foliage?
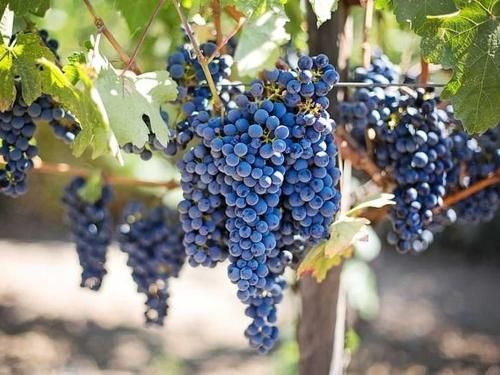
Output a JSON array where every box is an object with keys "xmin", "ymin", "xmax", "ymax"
[{"xmin": 376, "ymin": 0, "xmax": 500, "ymax": 133}]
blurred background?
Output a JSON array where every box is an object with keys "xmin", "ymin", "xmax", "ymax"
[{"xmin": 1, "ymin": 0, "xmax": 500, "ymax": 374}]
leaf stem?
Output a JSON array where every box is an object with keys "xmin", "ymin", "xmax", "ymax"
[
  {"xmin": 81, "ymin": 0, "xmax": 141, "ymax": 74},
  {"xmin": 171, "ymin": 0, "xmax": 224, "ymax": 114},
  {"xmin": 122, "ymin": 0, "xmax": 166, "ymax": 75}
]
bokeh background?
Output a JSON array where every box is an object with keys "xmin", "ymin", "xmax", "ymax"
[{"xmin": 1, "ymin": 1, "xmax": 500, "ymax": 374}]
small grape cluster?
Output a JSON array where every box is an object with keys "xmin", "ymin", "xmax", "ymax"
[
  {"xmin": 164, "ymin": 42, "xmax": 235, "ymax": 156},
  {"xmin": 62, "ymin": 177, "xmax": 113, "ymax": 291},
  {"xmin": 0, "ymin": 90, "xmax": 40, "ymax": 197},
  {"xmin": 118, "ymin": 203, "xmax": 186, "ymax": 325},
  {"xmin": 177, "ymin": 54, "xmax": 341, "ymax": 353},
  {"xmin": 444, "ymin": 127, "xmax": 499, "ymax": 225}
]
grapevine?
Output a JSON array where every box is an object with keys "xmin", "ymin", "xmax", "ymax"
[{"xmin": 0, "ymin": 0, "xmax": 499, "ymax": 370}]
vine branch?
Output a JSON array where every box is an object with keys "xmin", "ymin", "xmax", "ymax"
[
  {"xmin": 212, "ymin": 0, "xmax": 223, "ymax": 46},
  {"xmin": 82, "ymin": 0, "xmax": 141, "ymax": 74},
  {"xmin": 122, "ymin": 0, "xmax": 166, "ymax": 74},
  {"xmin": 13, "ymin": 159, "xmax": 180, "ymax": 189},
  {"xmin": 336, "ymin": 127, "xmax": 393, "ymax": 189},
  {"xmin": 442, "ymin": 172, "xmax": 500, "ymax": 208},
  {"xmin": 171, "ymin": 0, "xmax": 224, "ymax": 114}
]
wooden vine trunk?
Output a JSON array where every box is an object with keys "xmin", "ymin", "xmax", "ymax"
[{"xmin": 298, "ymin": 2, "xmax": 351, "ymax": 374}]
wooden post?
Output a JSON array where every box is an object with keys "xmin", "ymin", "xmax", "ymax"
[{"xmin": 298, "ymin": 2, "xmax": 352, "ymax": 375}]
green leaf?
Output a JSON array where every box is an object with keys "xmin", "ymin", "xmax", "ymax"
[
  {"xmin": 0, "ymin": 32, "xmax": 55, "ymax": 111},
  {"xmin": 297, "ymin": 216, "xmax": 370, "ymax": 282},
  {"xmin": 77, "ymin": 172, "xmax": 104, "ymax": 204},
  {"xmin": 37, "ymin": 58, "xmax": 121, "ymax": 161},
  {"xmin": 388, "ymin": 0, "xmax": 458, "ymax": 32},
  {"xmin": 111, "ymin": 0, "xmax": 160, "ymax": 35},
  {"xmin": 222, "ymin": 0, "xmax": 286, "ymax": 17},
  {"xmin": 308, "ymin": 0, "xmax": 339, "ymax": 27},
  {"xmin": 0, "ymin": 0, "xmax": 50, "ymax": 17},
  {"xmin": 297, "ymin": 242, "xmax": 349, "ymax": 282},
  {"xmin": 234, "ymin": 8, "xmax": 290, "ymax": 78},
  {"xmin": 384, "ymin": 0, "xmax": 500, "ymax": 133},
  {"xmin": 324, "ymin": 217, "xmax": 370, "ymax": 258},
  {"xmin": 347, "ymin": 193, "xmax": 395, "ymax": 216},
  {"xmin": 93, "ymin": 67, "xmax": 177, "ymax": 149},
  {"xmin": 0, "ymin": 5, "xmax": 13, "ymax": 44},
  {"xmin": 0, "ymin": 41, "xmax": 15, "ymax": 111}
]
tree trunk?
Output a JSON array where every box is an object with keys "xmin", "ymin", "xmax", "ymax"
[{"xmin": 298, "ymin": 3, "xmax": 351, "ymax": 375}]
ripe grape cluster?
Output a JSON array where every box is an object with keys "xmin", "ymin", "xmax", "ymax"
[
  {"xmin": 177, "ymin": 54, "xmax": 341, "ymax": 352},
  {"xmin": 62, "ymin": 177, "xmax": 113, "ymax": 291},
  {"xmin": 118, "ymin": 203, "xmax": 186, "ymax": 325},
  {"xmin": 338, "ymin": 54, "xmax": 499, "ymax": 252},
  {"xmin": 444, "ymin": 127, "xmax": 499, "ymax": 224}
]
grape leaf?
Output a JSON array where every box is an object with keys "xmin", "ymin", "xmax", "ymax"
[
  {"xmin": 0, "ymin": 32, "xmax": 55, "ymax": 111},
  {"xmin": 0, "ymin": 0, "xmax": 50, "ymax": 17},
  {"xmin": 380, "ymin": 0, "xmax": 458, "ymax": 32},
  {"xmin": 110, "ymin": 0, "xmax": 160, "ymax": 35},
  {"xmin": 37, "ymin": 58, "xmax": 121, "ymax": 162},
  {"xmin": 297, "ymin": 243, "xmax": 351, "ymax": 282},
  {"xmin": 92, "ymin": 63, "xmax": 177, "ymax": 149},
  {"xmin": 378, "ymin": 0, "xmax": 500, "ymax": 133},
  {"xmin": 234, "ymin": 8, "xmax": 290, "ymax": 78},
  {"xmin": 0, "ymin": 5, "xmax": 13, "ymax": 44},
  {"xmin": 323, "ymin": 217, "xmax": 370, "ymax": 258},
  {"xmin": 347, "ymin": 193, "xmax": 395, "ymax": 216},
  {"xmin": 221, "ymin": 0, "xmax": 286, "ymax": 17},
  {"xmin": 308, "ymin": 0, "xmax": 339, "ymax": 27}
]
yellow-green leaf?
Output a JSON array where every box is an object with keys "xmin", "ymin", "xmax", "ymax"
[
  {"xmin": 297, "ymin": 242, "xmax": 350, "ymax": 282},
  {"xmin": 324, "ymin": 217, "xmax": 370, "ymax": 258},
  {"xmin": 347, "ymin": 193, "xmax": 395, "ymax": 216}
]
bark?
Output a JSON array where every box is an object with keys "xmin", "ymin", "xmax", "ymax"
[{"xmin": 298, "ymin": 2, "xmax": 352, "ymax": 375}]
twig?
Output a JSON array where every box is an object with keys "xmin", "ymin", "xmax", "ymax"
[
  {"xmin": 10, "ymin": 159, "xmax": 179, "ymax": 189},
  {"xmin": 212, "ymin": 0, "xmax": 223, "ymax": 46},
  {"xmin": 420, "ymin": 57, "xmax": 429, "ymax": 85},
  {"xmin": 82, "ymin": 0, "xmax": 141, "ymax": 74},
  {"xmin": 207, "ymin": 12, "xmax": 246, "ymax": 64},
  {"xmin": 442, "ymin": 172, "xmax": 500, "ymax": 208},
  {"xmin": 361, "ymin": 0, "xmax": 374, "ymax": 69},
  {"xmin": 336, "ymin": 127, "xmax": 393, "ymax": 189},
  {"xmin": 122, "ymin": 0, "xmax": 166, "ymax": 74},
  {"xmin": 171, "ymin": 0, "xmax": 224, "ymax": 114}
]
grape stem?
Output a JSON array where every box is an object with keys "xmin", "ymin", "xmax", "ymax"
[
  {"xmin": 336, "ymin": 126, "xmax": 394, "ymax": 189},
  {"xmin": 212, "ymin": 0, "xmax": 223, "ymax": 46},
  {"xmin": 2, "ymin": 158, "xmax": 179, "ymax": 189},
  {"xmin": 420, "ymin": 58, "xmax": 430, "ymax": 85},
  {"xmin": 81, "ymin": 0, "xmax": 141, "ymax": 74},
  {"xmin": 207, "ymin": 7, "xmax": 246, "ymax": 64},
  {"xmin": 121, "ymin": 0, "xmax": 166, "ymax": 75},
  {"xmin": 171, "ymin": 0, "xmax": 224, "ymax": 115}
]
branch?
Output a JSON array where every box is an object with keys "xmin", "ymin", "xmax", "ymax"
[
  {"xmin": 122, "ymin": 0, "xmax": 166, "ymax": 74},
  {"xmin": 336, "ymin": 127, "xmax": 393, "ymax": 189},
  {"xmin": 420, "ymin": 57, "xmax": 429, "ymax": 85},
  {"xmin": 207, "ymin": 9, "xmax": 246, "ymax": 64},
  {"xmin": 212, "ymin": 0, "xmax": 223, "ymax": 46},
  {"xmin": 442, "ymin": 171, "xmax": 500, "ymax": 208},
  {"xmin": 171, "ymin": 0, "xmax": 224, "ymax": 114},
  {"xmin": 82, "ymin": 0, "xmax": 141, "ymax": 74},
  {"xmin": 17, "ymin": 159, "xmax": 180, "ymax": 189}
]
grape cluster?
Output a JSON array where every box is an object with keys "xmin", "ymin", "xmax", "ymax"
[
  {"xmin": 118, "ymin": 203, "xmax": 186, "ymax": 325},
  {"xmin": 0, "ymin": 90, "xmax": 40, "ymax": 197},
  {"xmin": 62, "ymin": 177, "xmax": 113, "ymax": 291},
  {"xmin": 444, "ymin": 127, "xmax": 499, "ymax": 224},
  {"xmin": 177, "ymin": 54, "xmax": 341, "ymax": 352}
]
